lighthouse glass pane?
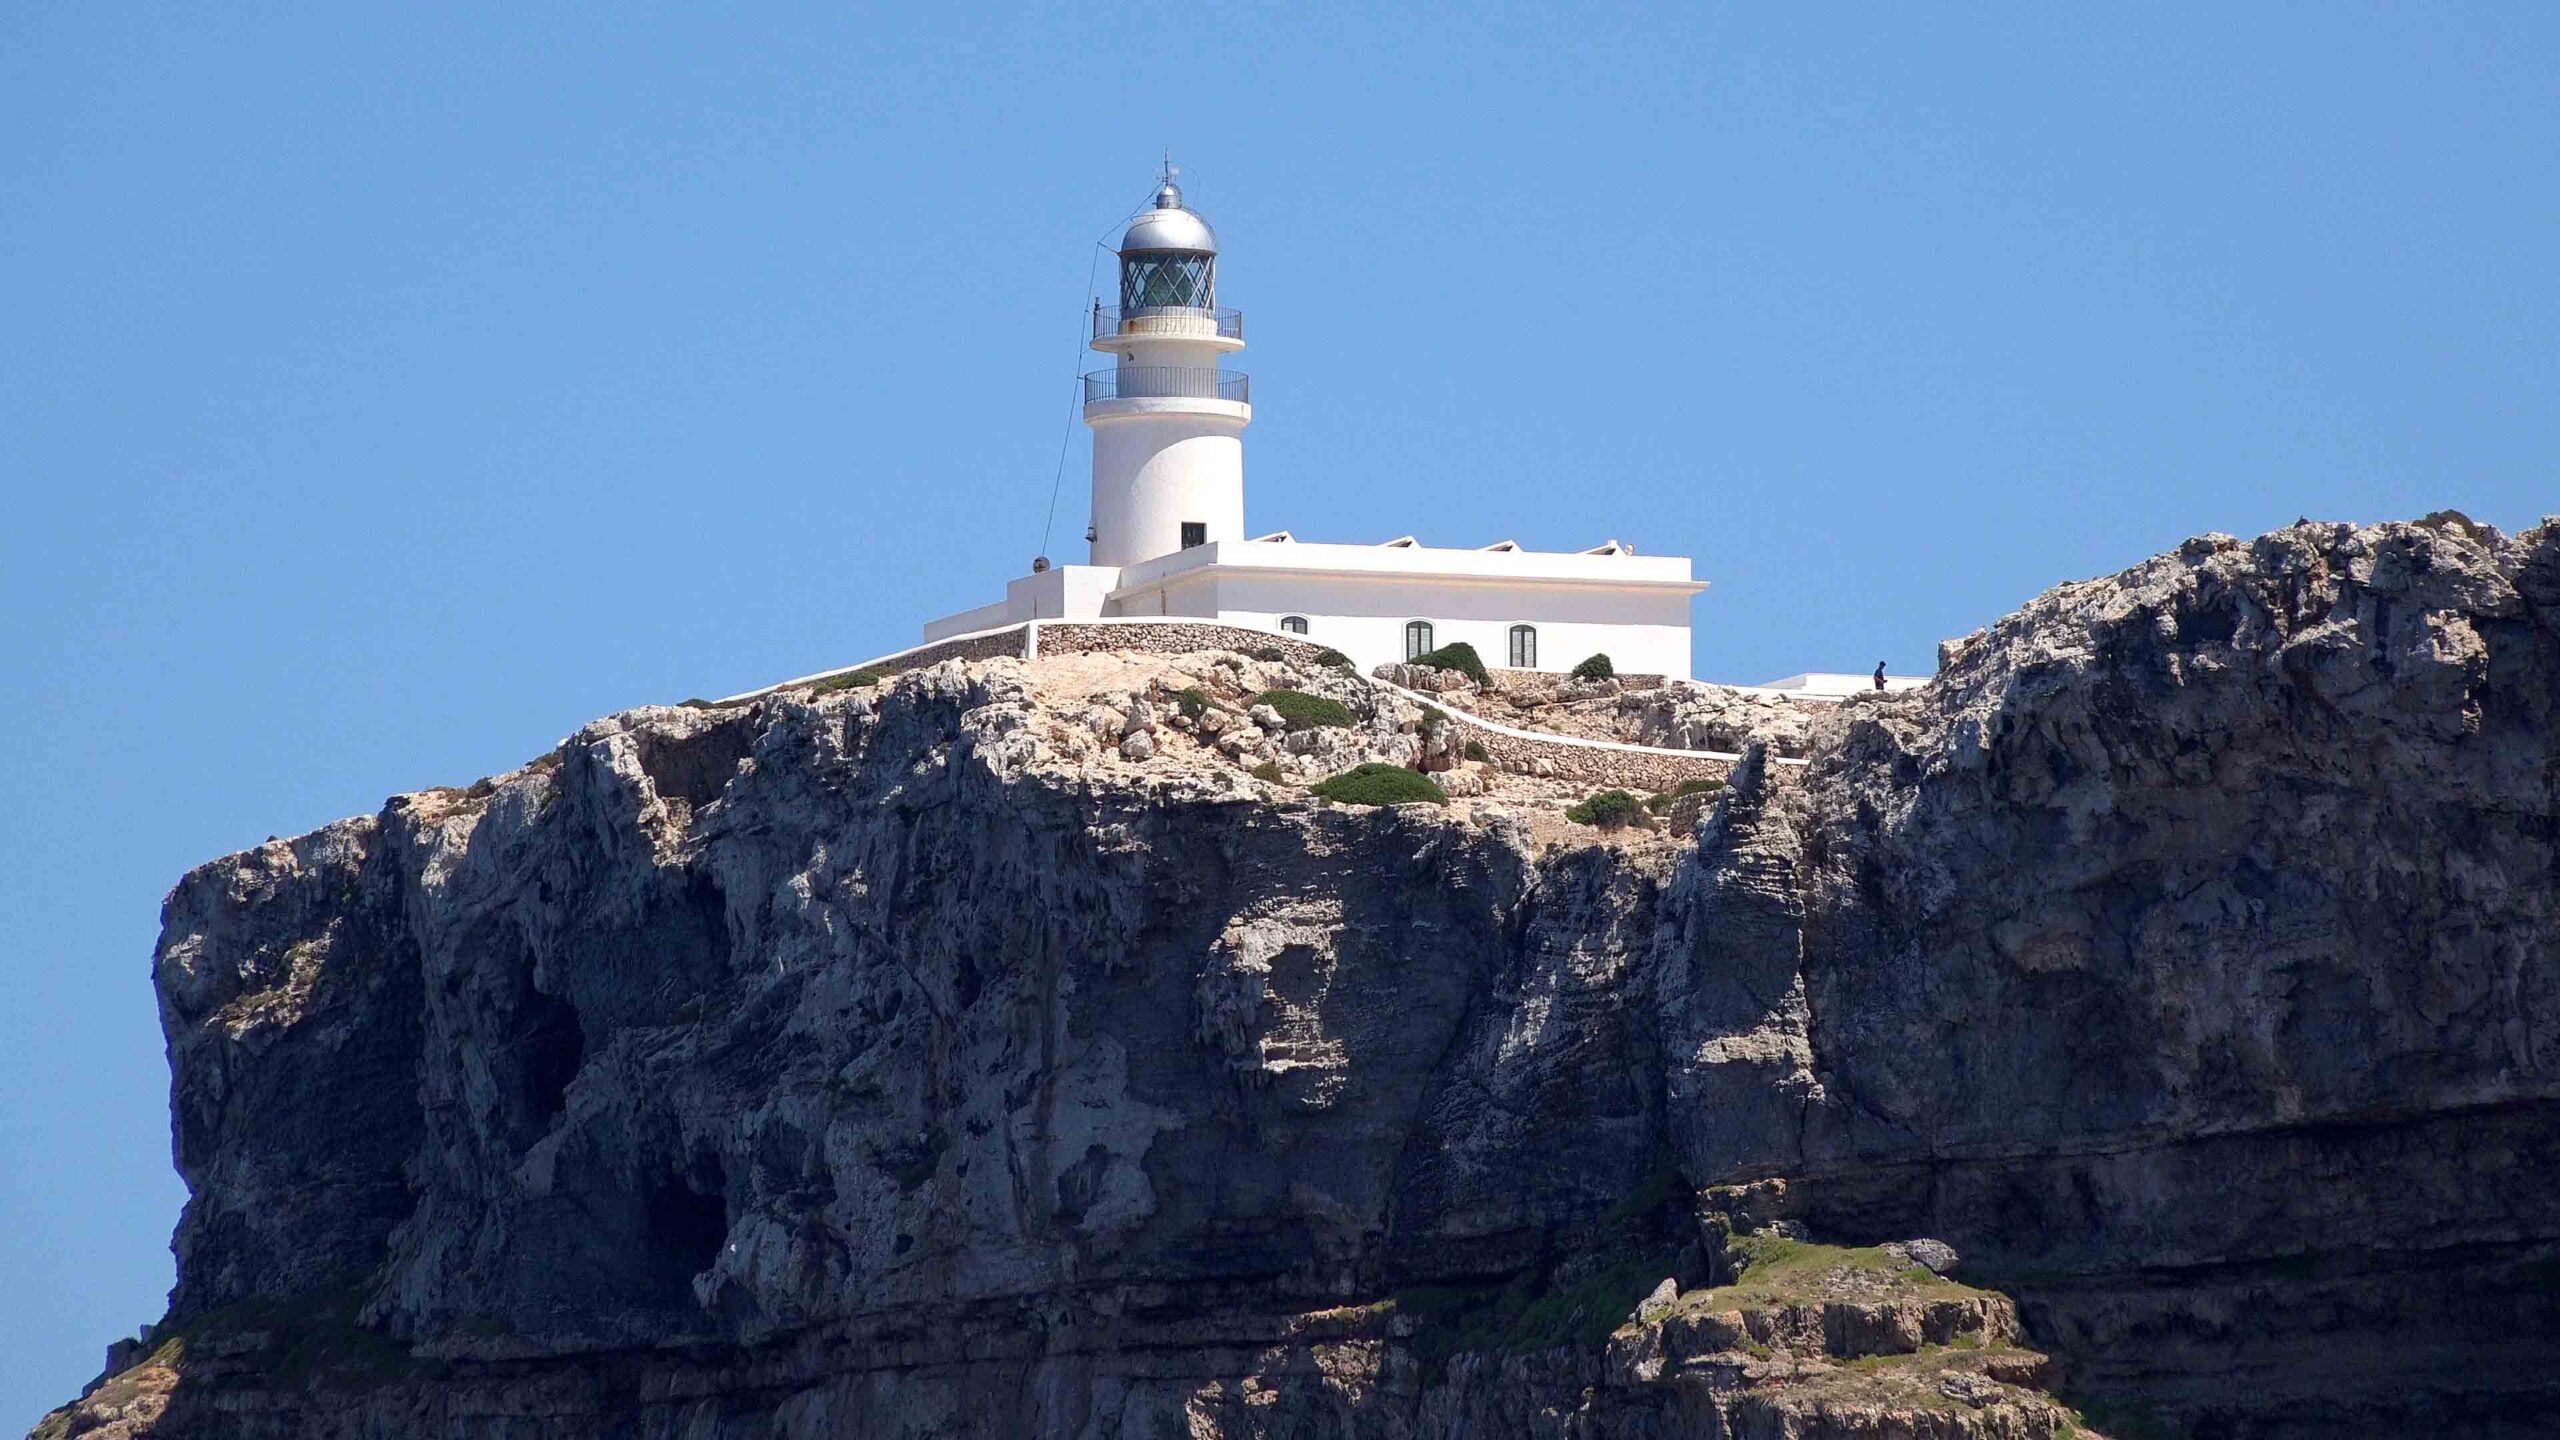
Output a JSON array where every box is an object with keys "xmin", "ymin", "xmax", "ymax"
[{"xmin": 1121, "ymin": 254, "xmax": 1215, "ymax": 311}]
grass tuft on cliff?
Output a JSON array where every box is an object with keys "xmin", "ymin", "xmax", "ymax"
[
  {"xmin": 1250, "ymin": 688, "xmax": 1355, "ymax": 731},
  {"xmin": 1312, "ymin": 764, "xmax": 1447, "ymax": 807},
  {"xmin": 1643, "ymin": 777, "xmax": 1725, "ymax": 815},
  {"xmin": 810, "ymin": 668, "xmax": 886, "ymax": 695},
  {"xmin": 1410, "ymin": 641, "xmax": 1489, "ymax": 686},
  {"xmin": 1566, "ymin": 790, "xmax": 1647, "ymax": 830},
  {"xmin": 1682, "ymin": 1235, "xmax": 1982, "ymax": 1313}
]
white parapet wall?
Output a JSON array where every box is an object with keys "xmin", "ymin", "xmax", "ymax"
[{"xmin": 1104, "ymin": 538, "xmax": 1709, "ymax": 679}]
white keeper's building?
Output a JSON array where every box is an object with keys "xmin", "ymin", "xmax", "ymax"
[{"xmin": 923, "ymin": 172, "xmax": 1709, "ymax": 679}]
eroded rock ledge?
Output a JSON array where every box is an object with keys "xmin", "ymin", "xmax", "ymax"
[{"xmin": 38, "ymin": 515, "xmax": 2560, "ymax": 1439}]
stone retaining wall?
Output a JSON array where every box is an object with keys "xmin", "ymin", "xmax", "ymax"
[
  {"xmin": 889, "ymin": 627, "xmax": 1031, "ymax": 671},
  {"xmin": 731, "ymin": 626, "xmax": 1031, "ymax": 700},
  {"xmin": 1482, "ymin": 667, "xmax": 1673, "ymax": 695},
  {"xmin": 1037, "ymin": 621, "xmax": 1336, "ymax": 669}
]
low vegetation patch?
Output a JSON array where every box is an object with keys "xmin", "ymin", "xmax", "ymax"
[
  {"xmin": 1684, "ymin": 1236, "xmax": 1984, "ymax": 1314},
  {"xmin": 1644, "ymin": 777, "xmax": 1725, "ymax": 815},
  {"xmin": 1463, "ymin": 739, "xmax": 1490, "ymax": 762},
  {"xmin": 1250, "ymin": 760, "xmax": 1285, "ymax": 784},
  {"xmin": 1312, "ymin": 763, "xmax": 1448, "ymax": 807},
  {"xmin": 810, "ymin": 668, "xmax": 885, "ymax": 695},
  {"xmin": 1411, "ymin": 641, "xmax": 1489, "ymax": 686},
  {"xmin": 1566, "ymin": 789, "xmax": 1647, "ymax": 830},
  {"xmin": 1250, "ymin": 688, "xmax": 1355, "ymax": 731},
  {"xmin": 1572, "ymin": 652, "xmax": 1615, "ymax": 680},
  {"xmin": 1314, "ymin": 647, "xmax": 1355, "ymax": 671},
  {"xmin": 1173, "ymin": 686, "xmax": 1210, "ymax": 721}
]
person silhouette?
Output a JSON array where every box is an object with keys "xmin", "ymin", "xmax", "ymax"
[{"xmin": 1873, "ymin": 662, "xmax": 1887, "ymax": 691}]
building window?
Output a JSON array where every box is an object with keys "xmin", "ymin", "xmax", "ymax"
[
  {"xmin": 1280, "ymin": 616, "xmax": 1308, "ymax": 635},
  {"xmin": 1404, "ymin": 620, "xmax": 1435, "ymax": 659},
  {"xmin": 1508, "ymin": 624, "xmax": 1537, "ymax": 669},
  {"xmin": 1180, "ymin": 521, "xmax": 1206, "ymax": 549}
]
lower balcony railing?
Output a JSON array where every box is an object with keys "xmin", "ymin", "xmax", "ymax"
[
  {"xmin": 1092, "ymin": 305, "xmax": 1244, "ymax": 342},
  {"xmin": 1083, "ymin": 366, "xmax": 1250, "ymax": 405}
]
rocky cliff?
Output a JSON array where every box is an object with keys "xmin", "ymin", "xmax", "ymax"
[{"xmin": 38, "ymin": 516, "xmax": 2560, "ymax": 1439}]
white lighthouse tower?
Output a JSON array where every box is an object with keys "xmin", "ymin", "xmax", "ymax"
[{"xmin": 1083, "ymin": 167, "xmax": 1250, "ymax": 567}]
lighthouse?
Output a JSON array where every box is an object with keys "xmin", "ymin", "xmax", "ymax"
[
  {"xmin": 1083, "ymin": 168, "xmax": 1250, "ymax": 568},
  {"xmin": 919, "ymin": 166, "xmax": 1706, "ymax": 679}
]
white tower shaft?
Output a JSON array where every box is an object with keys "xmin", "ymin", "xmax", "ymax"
[{"xmin": 1085, "ymin": 173, "xmax": 1249, "ymax": 569}]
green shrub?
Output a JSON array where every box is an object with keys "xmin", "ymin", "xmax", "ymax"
[
  {"xmin": 1250, "ymin": 688, "xmax": 1355, "ymax": 731},
  {"xmin": 1463, "ymin": 739, "xmax": 1490, "ymax": 763},
  {"xmin": 1565, "ymin": 789, "xmax": 1646, "ymax": 830},
  {"xmin": 1312, "ymin": 763, "xmax": 1448, "ymax": 807},
  {"xmin": 1173, "ymin": 686, "xmax": 1209, "ymax": 721},
  {"xmin": 1411, "ymin": 642, "xmax": 1489, "ymax": 687},
  {"xmin": 1250, "ymin": 760, "xmax": 1285, "ymax": 784},
  {"xmin": 1418, "ymin": 703, "xmax": 1449, "ymax": 728},
  {"xmin": 1571, "ymin": 653, "xmax": 1615, "ymax": 681},
  {"xmin": 1643, "ymin": 776, "xmax": 1726, "ymax": 814},
  {"xmin": 1248, "ymin": 646, "xmax": 1287, "ymax": 662},
  {"xmin": 811, "ymin": 668, "xmax": 885, "ymax": 695},
  {"xmin": 1314, "ymin": 647, "xmax": 1355, "ymax": 671}
]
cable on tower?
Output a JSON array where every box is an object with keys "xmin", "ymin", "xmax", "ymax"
[{"xmin": 1036, "ymin": 181, "xmax": 1177, "ymax": 564}]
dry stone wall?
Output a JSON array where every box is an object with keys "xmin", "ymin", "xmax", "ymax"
[
  {"xmin": 1037, "ymin": 620, "xmax": 1334, "ymax": 668},
  {"xmin": 735, "ymin": 627, "xmax": 1033, "ymax": 700}
]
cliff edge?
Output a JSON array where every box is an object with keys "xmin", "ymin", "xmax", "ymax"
[{"xmin": 37, "ymin": 515, "xmax": 2560, "ymax": 1438}]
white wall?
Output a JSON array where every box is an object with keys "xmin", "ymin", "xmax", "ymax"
[
  {"xmin": 928, "ymin": 541, "xmax": 1705, "ymax": 677},
  {"xmin": 1111, "ymin": 568, "xmax": 1695, "ymax": 678},
  {"xmin": 922, "ymin": 564, "xmax": 1125, "ymax": 640}
]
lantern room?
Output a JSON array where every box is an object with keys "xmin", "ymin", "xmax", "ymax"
[{"xmin": 1118, "ymin": 178, "xmax": 1218, "ymax": 312}]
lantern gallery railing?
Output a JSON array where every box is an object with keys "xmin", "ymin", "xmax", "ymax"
[
  {"xmin": 1091, "ymin": 306, "xmax": 1245, "ymax": 342},
  {"xmin": 1082, "ymin": 366, "xmax": 1251, "ymax": 405}
]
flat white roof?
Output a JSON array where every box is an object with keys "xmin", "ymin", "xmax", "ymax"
[{"xmin": 1114, "ymin": 536, "xmax": 1707, "ymax": 595}]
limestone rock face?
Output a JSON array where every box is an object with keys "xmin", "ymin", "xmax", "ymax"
[
  {"xmin": 1617, "ymin": 683, "xmax": 1819, "ymax": 757},
  {"xmin": 38, "ymin": 516, "xmax": 2560, "ymax": 1440},
  {"xmin": 1451, "ymin": 671, "xmax": 1822, "ymax": 758}
]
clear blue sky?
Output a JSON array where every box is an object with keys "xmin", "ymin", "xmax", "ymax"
[{"xmin": 2, "ymin": 3, "xmax": 2552, "ymax": 1424}]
